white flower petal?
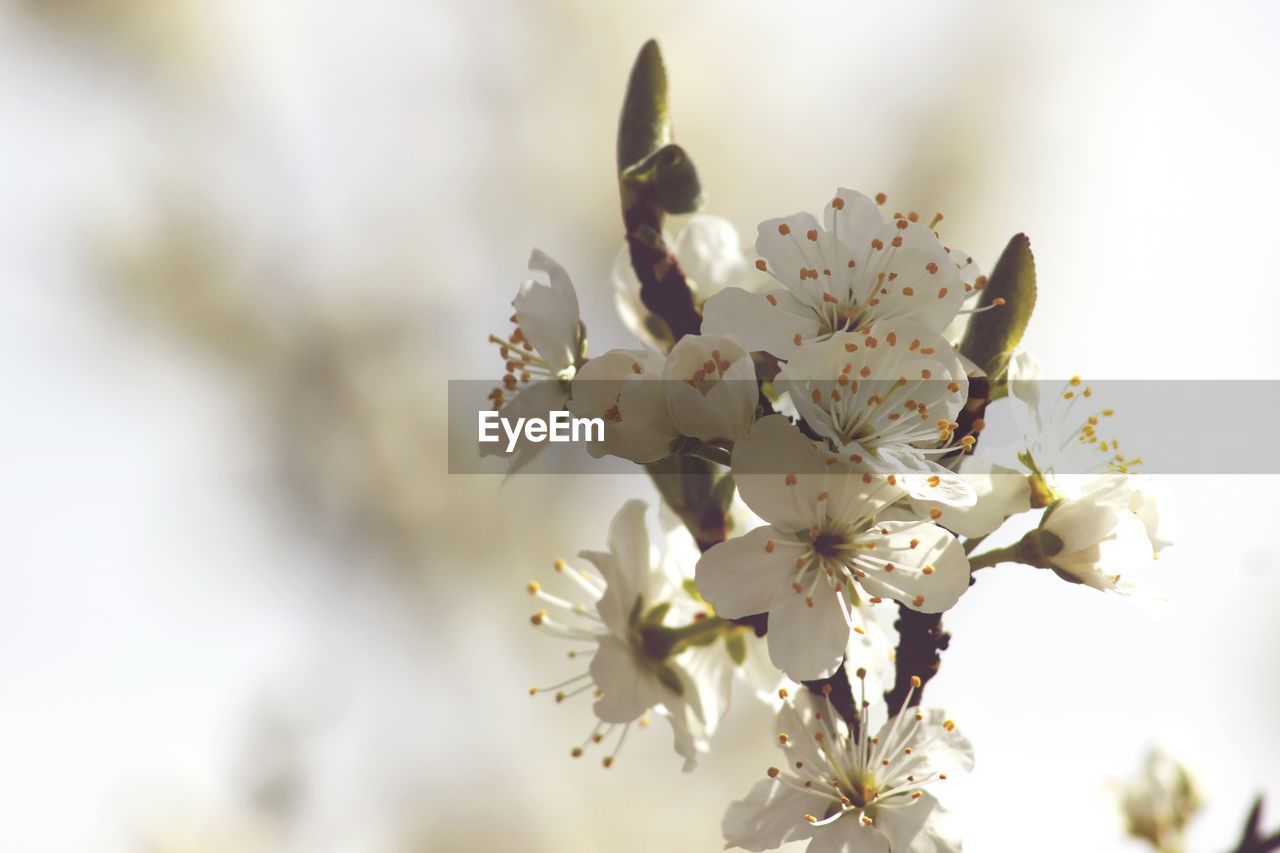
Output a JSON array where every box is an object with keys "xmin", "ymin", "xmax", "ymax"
[
  {"xmin": 858, "ymin": 220, "xmax": 963, "ymax": 333},
  {"xmin": 664, "ymin": 333, "xmax": 758, "ymax": 441},
  {"xmin": 695, "ymin": 525, "xmax": 793, "ymax": 619},
  {"xmin": 477, "ymin": 380, "xmax": 569, "ymax": 475},
  {"xmin": 721, "ymin": 779, "xmax": 822, "ymax": 852},
  {"xmin": 767, "ymin": 580, "xmax": 849, "ymax": 681},
  {"xmin": 568, "ymin": 349, "xmax": 677, "ymax": 463},
  {"xmin": 868, "ymin": 791, "xmax": 938, "ymax": 853},
  {"xmin": 1129, "ymin": 480, "xmax": 1176, "ymax": 553},
  {"xmin": 805, "ymin": 825, "xmax": 890, "ymax": 853},
  {"xmin": 905, "ymin": 458, "xmax": 1031, "ymax": 538},
  {"xmin": 730, "ymin": 415, "xmax": 834, "ymax": 533},
  {"xmin": 823, "ymin": 188, "xmax": 885, "ymax": 255},
  {"xmin": 515, "ymin": 250, "xmax": 581, "ymax": 374},
  {"xmin": 673, "ymin": 214, "xmax": 749, "ymax": 297},
  {"xmin": 606, "ymin": 499, "xmax": 664, "ymax": 605},
  {"xmin": 590, "ymin": 634, "xmax": 665, "ymax": 723},
  {"xmin": 856, "ymin": 521, "xmax": 970, "ymax": 614},
  {"xmin": 702, "ymin": 286, "xmax": 823, "ymax": 359},
  {"xmin": 755, "ymin": 212, "xmax": 847, "ymax": 298}
]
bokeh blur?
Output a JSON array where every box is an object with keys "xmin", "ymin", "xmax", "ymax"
[{"xmin": 3, "ymin": 1, "xmax": 1280, "ymax": 851}]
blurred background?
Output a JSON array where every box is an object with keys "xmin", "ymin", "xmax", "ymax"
[{"xmin": 2, "ymin": 1, "xmax": 1279, "ymax": 850}]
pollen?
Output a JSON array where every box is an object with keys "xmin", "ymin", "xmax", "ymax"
[
  {"xmin": 929, "ymin": 508, "xmax": 943, "ymax": 520},
  {"xmin": 871, "ymin": 239, "xmax": 884, "ymax": 250},
  {"xmin": 785, "ymin": 472, "xmax": 798, "ymax": 486},
  {"xmin": 527, "ymin": 581, "xmax": 541, "ymax": 594},
  {"xmin": 766, "ymin": 293, "xmax": 778, "ymax": 305},
  {"xmin": 530, "ymin": 609, "xmax": 548, "ymax": 625},
  {"xmin": 755, "ymin": 259, "xmax": 767, "ymax": 271},
  {"xmin": 832, "ymin": 196, "xmax": 845, "ymax": 210},
  {"xmin": 923, "ymin": 565, "xmax": 935, "ymax": 575},
  {"xmin": 765, "ymin": 539, "xmax": 775, "ymax": 553},
  {"xmin": 778, "ymin": 223, "xmax": 791, "ymax": 235},
  {"xmin": 926, "ymin": 262, "xmax": 938, "ymax": 274},
  {"xmin": 806, "ymin": 229, "xmax": 818, "ymax": 241},
  {"xmin": 937, "ymin": 287, "xmax": 949, "ymax": 299},
  {"xmin": 913, "ymin": 595, "xmax": 926, "ymax": 607}
]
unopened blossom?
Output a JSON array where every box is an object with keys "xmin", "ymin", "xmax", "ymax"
[
  {"xmin": 721, "ymin": 674, "xmax": 972, "ymax": 853},
  {"xmin": 1028, "ymin": 476, "xmax": 1155, "ymax": 592},
  {"xmin": 612, "ymin": 214, "xmax": 770, "ymax": 348},
  {"xmin": 696, "ymin": 415, "xmax": 970, "ymax": 681},
  {"xmin": 483, "ymin": 250, "xmax": 585, "ymax": 472},
  {"xmin": 1117, "ymin": 748, "xmax": 1201, "ymax": 853},
  {"xmin": 568, "ymin": 349, "xmax": 678, "ymax": 464},
  {"xmin": 776, "ymin": 320, "xmax": 975, "ymax": 505},
  {"xmin": 527, "ymin": 500, "xmax": 732, "ymax": 770},
  {"xmin": 702, "ymin": 188, "xmax": 981, "ymax": 359},
  {"xmin": 663, "ymin": 333, "xmax": 758, "ymax": 442}
]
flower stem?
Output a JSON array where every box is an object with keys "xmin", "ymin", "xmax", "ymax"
[{"xmin": 967, "ymin": 543, "xmax": 1024, "ymax": 571}]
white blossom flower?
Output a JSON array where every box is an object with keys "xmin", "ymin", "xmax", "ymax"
[
  {"xmin": 568, "ymin": 349, "xmax": 678, "ymax": 463},
  {"xmin": 527, "ymin": 500, "xmax": 733, "ymax": 770},
  {"xmin": 1032, "ymin": 476, "xmax": 1156, "ymax": 592},
  {"xmin": 702, "ymin": 189, "xmax": 980, "ymax": 360},
  {"xmin": 483, "ymin": 250, "xmax": 585, "ymax": 472},
  {"xmin": 612, "ymin": 214, "xmax": 770, "ymax": 348},
  {"xmin": 775, "ymin": 321, "xmax": 975, "ymax": 505},
  {"xmin": 1116, "ymin": 748, "xmax": 1201, "ymax": 853},
  {"xmin": 1005, "ymin": 352, "xmax": 1174, "ymax": 563},
  {"xmin": 695, "ymin": 415, "xmax": 970, "ymax": 681},
  {"xmin": 721, "ymin": 674, "xmax": 972, "ymax": 853},
  {"xmin": 663, "ymin": 333, "xmax": 758, "ymax": 442},
  {"xmin": 1007, "ymin": 351, "xmax": 1137, "ymax": 479}
]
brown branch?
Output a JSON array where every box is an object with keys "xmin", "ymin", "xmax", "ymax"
[
  {"xmin": 803, "ymin": 664, "xmax": 862, "ymax": 738},
  {"xmin": 884, "ymin": 608, "xmax": 951, "ymax": 715},
  {"xmin": 1231, "ymin": 797, "xmax": 1280, "ymax": 853},
  {"xmin": 621, "ymin": 201, "xmax": 702, "ymax": 342}
]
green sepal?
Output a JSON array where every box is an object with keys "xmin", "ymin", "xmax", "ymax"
[
  {"xmin": 642, "ymin": 600, "xmax": 672, "ymax": 627},
  {"xmin": 725, "ymin": 629, "xmax": 747, "ymax": 666},
  {"xmin": 655, "ymin": 663, "xmax": 686, "ymax": 697},
  {"xmin": 681, "ymin": 578, "xmax": 704, "ymax": 602}
]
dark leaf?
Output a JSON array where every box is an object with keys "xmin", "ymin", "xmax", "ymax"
[
  {"xmin": 959, "ymin": 233, "xmax": 1036, "ymax": 388},
  {"xmin": 617, "ymin": 39, "xmax": 671, "ymax": 175}
]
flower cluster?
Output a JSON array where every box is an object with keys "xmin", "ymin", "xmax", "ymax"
[
  {"xmin": 472, "ymin": 30, "xmax": 1196, "ymax": 847},
  {"xmin": 494, "ymin": 180, "xmax": 1173, "ymax": 850}
]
